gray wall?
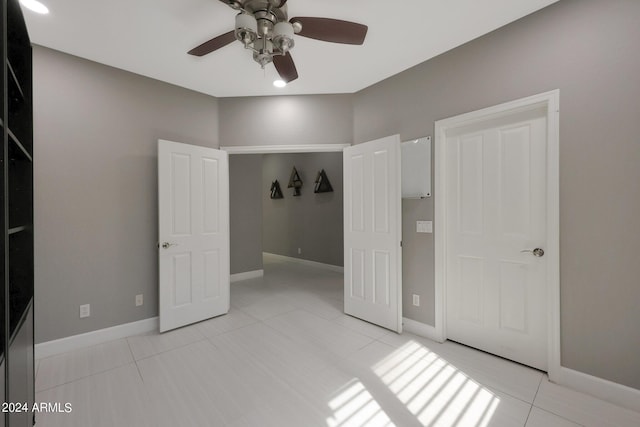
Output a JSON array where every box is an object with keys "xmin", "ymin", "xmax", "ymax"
[
  {"xmin": 353, "ymin": 0, "xmax": 640, "ymax": 389},
  {"xmin": 33, "ymin": 46, "xmax": 220, "ymax": 343},
  {"xmin": 229, "ymin": 154, "xmax": 263, "ymax": 274},
  {"xmin": 262, "ymin": 153, "xmax": 343, "ymax": 266},
  {"xmin": 218, "ymin": 94, "xmax": 353, "ymax": 147}
]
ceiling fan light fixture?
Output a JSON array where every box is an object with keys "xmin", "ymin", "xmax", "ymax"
[
  {"xmin": 235, "ymin": 13, "xmax": 258, "ymax": 46},
  {"xmin": 273, "ymin": 79, "xmax": 287, "ymax": 88},
  {"xmin": 19, "ymin": 0, "xmax": 49, "ymax": 14},
  {"xmin": 189, "ymin": 2, "xmax": 369, "ymax": 84},
  {"xmin": 273, "ymin": 22, "xmax": 295, "ymax": 53}
]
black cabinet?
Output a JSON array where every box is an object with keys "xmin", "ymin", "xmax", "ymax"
[{"xmin": 2, "ymin": 0, "xmax": 34, "ymax": 426}]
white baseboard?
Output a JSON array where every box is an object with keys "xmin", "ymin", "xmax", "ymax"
[
  {"xmin": 35, "ymin": 317, "xmax": 158, "ymax": 360},
  {"xmin": 556, "ymin": 366, "xmax": 640, "ymax": 413},
  {"xmin": 263, "ymin": 252, "xmax": 344, "ymax": 273},
  {"xmin": 402, "ymin": 318, "xmax": 443, "ymax": 343},
  {"xmin": 230, "ymin": 269, "xmax": 264, "ymax": 282}
]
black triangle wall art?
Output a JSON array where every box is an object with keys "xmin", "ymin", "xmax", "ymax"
[
  {"xmin": 287, "ymin": 166, "xmax": 303, "ymax": 196},
  {"xmin": 314, "ymin": 169, "xmax": 334, "ymax": 193},
  {"xmin": 270, "ymin": 180, "xmax": 284, "ymax": 199}
]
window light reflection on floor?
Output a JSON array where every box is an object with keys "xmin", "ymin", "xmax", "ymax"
[
  {"xmin": 327, "ymin": 380, "xmax": 393, "ymax": 427},
  {"xmin": 326, "ymin": 340, "xmax": 500, "ymax": 427},
  {"xmin": 373, "ymin": 340, "xmax": 500, "ymax": 426}
]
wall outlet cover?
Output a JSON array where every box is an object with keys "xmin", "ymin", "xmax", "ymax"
[
  {"xmin": 412, "ymin": 294, "xmax": 420, "ymax": 306},
  {"xmin": 135, "ymin": 294, "xmax": 143, "ymax": 306},
  {"xmin": 80, "ymin": 304, "xmax": 91, "ymax": 318}
]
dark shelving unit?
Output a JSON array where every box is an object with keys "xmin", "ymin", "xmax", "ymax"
[{"xmin": 2, "ymin": 0, "xmax": 34, "ymax": 425}]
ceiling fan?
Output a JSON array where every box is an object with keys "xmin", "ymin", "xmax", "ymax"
[{"xmin": 188, "ymin": 0, "xmax": 368, "ymax": 84}]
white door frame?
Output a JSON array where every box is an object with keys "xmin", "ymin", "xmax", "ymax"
[
  {"xmin": 220, "ymin": 144, "xmax": 350, "ymax": 154},
  {"xmin": 434, "ymin": 90, "xmax": 560, "ymax": 381},
  {"xmin": 222, "ymin": 142, "xmax": 403, "ymax": 333}
]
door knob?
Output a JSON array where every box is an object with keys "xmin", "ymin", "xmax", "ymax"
[
  {"xmin": 162, "ymin": 242, "xmax": 177, "ymax": 249},
  {"xmin": 520, "ymin": 248, "xmax": 544, "ymax": 257}
]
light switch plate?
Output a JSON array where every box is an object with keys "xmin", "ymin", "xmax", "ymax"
[{"xmin": 416, "ymin": 220, "xmax": 433, "ymax": 233}]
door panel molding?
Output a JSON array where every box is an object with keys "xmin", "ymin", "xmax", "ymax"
[{"xmin": 434, "ymin": 90, "xmax": 560, "ymax": 380}]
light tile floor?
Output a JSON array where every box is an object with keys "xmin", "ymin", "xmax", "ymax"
[{"xmin": 35, "ymin": 256, "xmax": 640, "ymax": 426}]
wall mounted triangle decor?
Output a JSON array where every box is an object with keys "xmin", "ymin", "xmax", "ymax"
[
  {"xmin": 287, "ymin": 166, "xmax": 303, "ymax": 196},
  {"xmin": 270, "ymin": 180, "xmax": 284, "ymax": 199},
  {"xmin": 314, "ymin": 169, "xmax": 334, "ymax": 193}
]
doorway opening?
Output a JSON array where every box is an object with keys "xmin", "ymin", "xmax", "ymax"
[{"xmin": 225, "ymin": 145, "xmax": 347, "ymax": 322}]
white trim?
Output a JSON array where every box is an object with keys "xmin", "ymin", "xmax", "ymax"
[
  {"xmin": 402, "ymin": 318, "xmax": 442, "ymax": 343},
  {"xmin": 35, "ymin": 317, "xmax": 158, "ymax": 360},
  {"xmin": 220, "ymin": 144, "xmax": 350, "ymax": 154},
  {"xmin": 263, "ymin": 252, "xmax": 344, "ymax": 273},
  {"xmin": 230, "ymin": 269, "xmax": 264, "ymax": 282},
  {"xmin": 556, "ymin": 367, "xmax": 640, "ymax": 413},
  {"xmin": 434, "ymin": 90, "xmax": 561, "ymax": 380}
]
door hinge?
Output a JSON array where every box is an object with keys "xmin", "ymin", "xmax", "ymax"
[{"xmin": 400, "ymin": 241, "xmax": 403, "ymax": 247}]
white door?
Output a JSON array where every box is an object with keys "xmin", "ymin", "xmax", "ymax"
[
  {"xmin": 344, "ymin": 135, "xmax": 402, "ymax": 333},
  {"xmin": 158, "ymin": 139, "xmax": 230, "ymax": 333},
  {"xmin": 445, "ymin": 107, "xmax": 548, "ymax": 370}
]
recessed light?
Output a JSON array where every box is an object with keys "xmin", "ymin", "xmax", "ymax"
[
  {"xmin": 273, "ymin": 80, "xmax": 287, "ymax": 88},
  {"xmin": 19, "ymin": 0, "xmax": 49, "ymax": 14}
]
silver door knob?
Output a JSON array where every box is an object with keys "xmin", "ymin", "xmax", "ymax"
[
  {"xmin": 521, "ymin": 248, "xmax": 544, "ymax": 257},
  {"xmin": 162, "ymin": 242, "xmax": 177, "ymax": 249}
]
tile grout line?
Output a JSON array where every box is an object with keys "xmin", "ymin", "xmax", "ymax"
[
  {"xmin": 127, "ymin": 337, "xmax": 146, "ymax": 384},
  {"xmin": 128, "ymin": 332, "xmax": 210, "ymax": 363},
  {"xmin": 531, "ymin": 373, "xmax": 544, "ymax": 404},
  {"xmin": 524, "ymin": 375, "xmax": 544, "ymax": 427},
  {"xmin": 523, "ymin": 403, "xmax": 535, "ymax": 426},
  {"xmin": 35, "ymin": 359, "xmax": 136, "ymax": 394}
]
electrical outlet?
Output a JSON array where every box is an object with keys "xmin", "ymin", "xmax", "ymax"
[
  {"xmin": 412, "ymin": 294, "xmax": 420, "ymax": 307},
  {"xmin": 135, "ymin": 294, "xmax": 143, "ymax": 307},
  {"xmin": 79, "ymin": 304, "xmax": 91, "ymax": 318},
  {"xmin": 297, "ymin": 247, "xmax": 302, "ymax": 254}
]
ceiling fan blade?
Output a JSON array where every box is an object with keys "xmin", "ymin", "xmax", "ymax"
[
  {"xmin": 188, "ymin": 31, "xmax": 236, "ymax": 56},
  {"xmin": 290, "ymin": 17, "xmax": 368, "ymax": 45},
  {"xmin": 273, "ymin": 52, "xmax": 298, "ymax": 83}
]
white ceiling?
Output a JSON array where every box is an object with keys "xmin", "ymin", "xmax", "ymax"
[{"xmin": 23, "ymin": 0, "xmax": 558, "ymax": 98}]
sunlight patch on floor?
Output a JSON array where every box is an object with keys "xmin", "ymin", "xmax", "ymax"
[
  {"xmin": 325, "ymin": 340, "xmax": 500, "ymax": 427},
  {"xmin": 326, "ymin": 380, "xmax": 394, "ymax": 427},
  {"xmin": 373, "ymin": 340, "xmax": 500, "ymax": 426}
]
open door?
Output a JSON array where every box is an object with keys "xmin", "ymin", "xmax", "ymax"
[
  {"xmin": 158, "ymin": 139, "xmax": 230, "ymax": 332},
  {"xmin": 343, "ymin": 135, "xmax": 402, "ymax": 333}
]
